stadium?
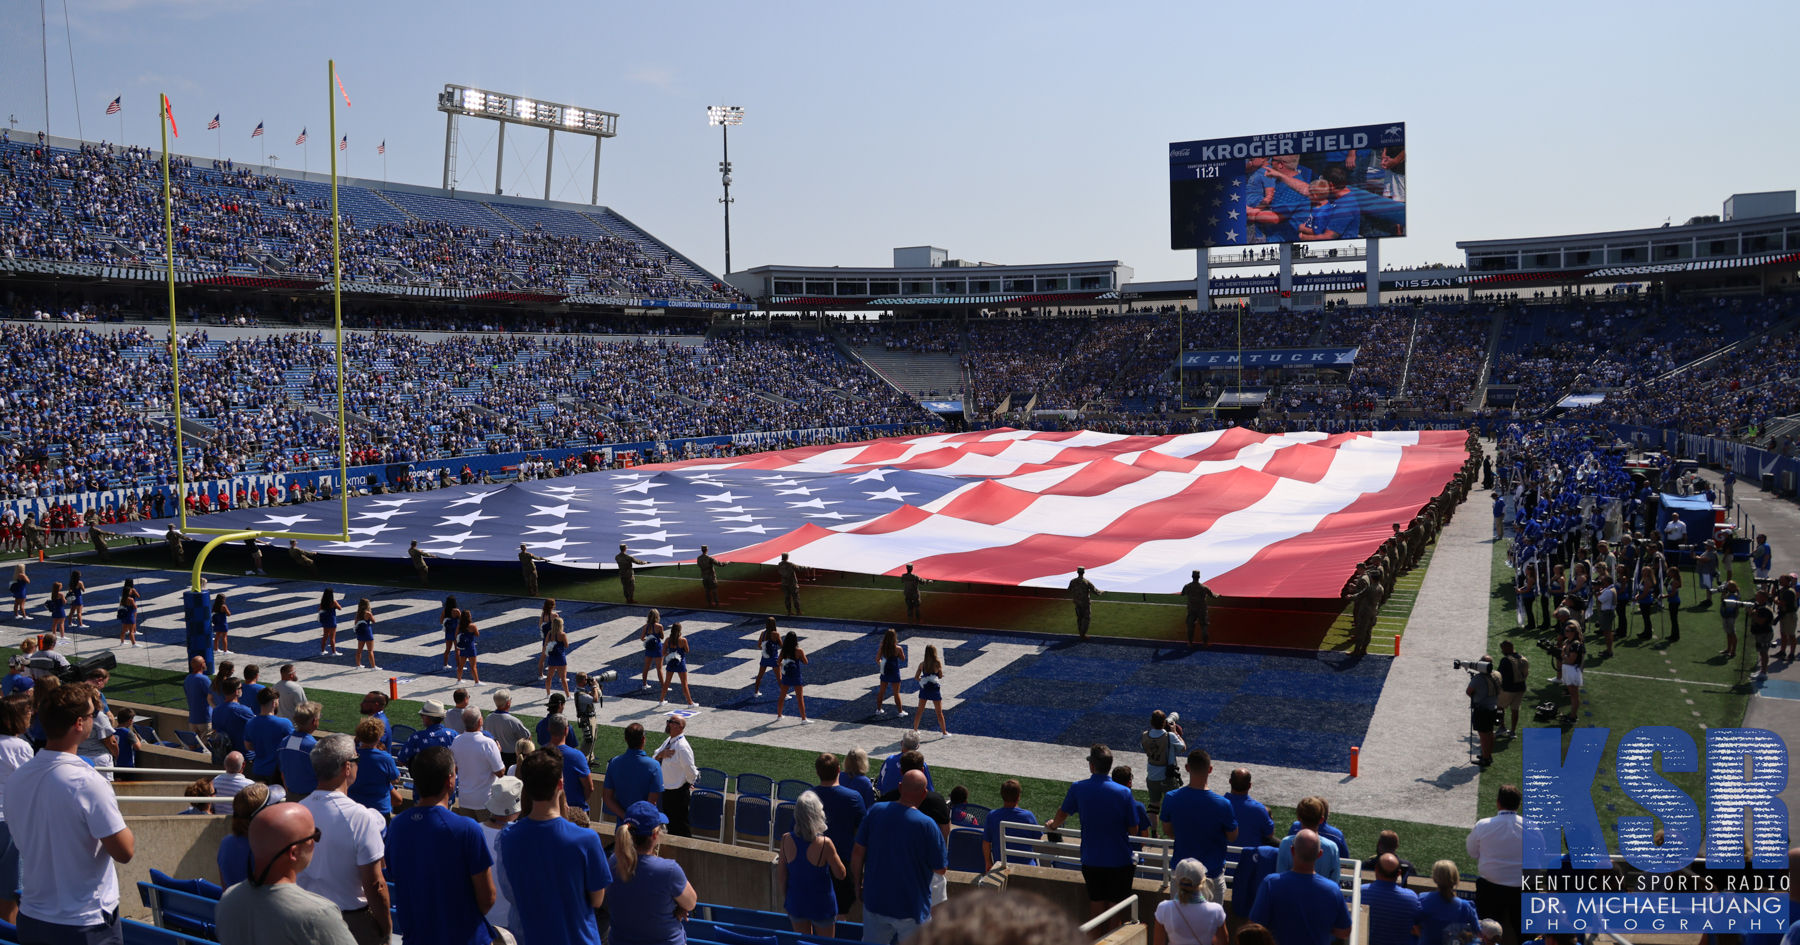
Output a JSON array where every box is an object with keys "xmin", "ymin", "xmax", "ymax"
[{"xmin": 0, "ymin": 7, "xmax": 1795, "ymax": 945}]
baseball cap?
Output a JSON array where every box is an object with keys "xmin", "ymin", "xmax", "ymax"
[
  {"xmin": 623, "ymin": 800, "xmax": 668, "ymax": 836},
  {"xmin": 487, "ymin": 776, "xmax": 523, "ymax": 817},
  {"xmin": 420, "ymin": 700, "xmax": 447, "ymax": 718}
]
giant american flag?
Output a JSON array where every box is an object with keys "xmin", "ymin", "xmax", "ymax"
[{"xmin": 126, "ymin": 428, "xmax": 1464, "ymax": 599}]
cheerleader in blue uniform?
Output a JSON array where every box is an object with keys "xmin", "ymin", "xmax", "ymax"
[
  {"xmin": 911, "ymin": 644, "xmax": 950, "ymax": 738},
  {"xmin": 872, "ymin": 629, "xmax": 907, "ymax": 717},
  {"xmin": 119, "ymin": 588, "xmax": 140, "ymax": 647},
  {"xmin": 456, "ymin": 610, "xmax": 481, "ymax": 684},
  {"xmin": 8, "ymin": 565, "xmax": 27, "ymax": 619},
  {"xmin": 544, "ymin": 615, "xmax": 571, "ymax": 696},
  {"xmin": 212, "ymin": 594, "xmax": 232, "ymax": 654},
  {"xmin": 752, "ymin": 617, "xmax": 782, "ymax": 696},
  {"xmin": 318, "ymin": 588, "xmax": 341, "ymax": 657},
  {"xmin": 536, "ymin": 599, "xmax": 558, "ymax": 681},
  {"xmin": 659, "ymin": 622, "xmax": 694, "ymax": 708},
  {"xmin": 638, "ymin": 609, "xmax": 665, "ymax": 692},
  {"xmin": 46, "ymin": 582, "xmax": 65, "ymax": 639},
  {"xmin": 439, "ymin": 596, "xmax": 460, "ymax": 670},
  {"xmin": 68, "ymin": 569, "xmax": 85, "ymax": 628},
  {"xmin": 775, "ymin": 631, "xmax": 811, "ymax": 724},
  {"xmin": 353, "ymin": 598, "xmax": 379, "ymax": 671}
]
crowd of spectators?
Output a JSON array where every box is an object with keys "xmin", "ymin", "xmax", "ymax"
[
  {"xmin": 0, "ymin": 140, "xmax": 741, "ymax": 302},
  {"xmin": 844, "ymin": 320, "xmax": 962, "ymax": 354}
]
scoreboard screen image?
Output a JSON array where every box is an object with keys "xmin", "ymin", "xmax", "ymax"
[{"xmin": 1170, "ymin": 122, "xmax": 1406, "ymax": 250}]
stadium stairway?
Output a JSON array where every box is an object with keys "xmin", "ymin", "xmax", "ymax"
[
  {"xmin": 1469, "ymin": 307, "xmax": 1509, "ymax": 410},
  {"xmin": 846, "ymin": 345, "xmax": 966, "ymax": 399}
]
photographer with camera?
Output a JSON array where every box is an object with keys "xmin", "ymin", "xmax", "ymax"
[
  {"xmin": 1495, "ymin": 642, "xmax": 1528, "ymax": 737},
  {"xmin": 1462, "ymin": 657, "xmax": 1499, "ymax": 768},
  {"xmin": 1558, "ymin": 621, "xmax": 1586, "ymax": 724}
]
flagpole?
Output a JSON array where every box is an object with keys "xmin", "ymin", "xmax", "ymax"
[
  {"xmin": 162, "ymin": 93, "xmax": 187, "ymax": 536},
  {"xmin": 329, "ymin": 58, "xmax": 347, "ymax": 540}
]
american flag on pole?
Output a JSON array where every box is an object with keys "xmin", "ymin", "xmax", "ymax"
[
  {"xmin": 377, "ymin": 140, "xmax": 385, "ymax": 155},
  {"xmin": 123, "ymin": 428, "xmax": 1467, "ymax": 597},
  {"xmin": 251, "ymin": 122, "xmax": 264, "ymax": 138},
  {"xmin": 207, "ymin": 114, "xmax": 220, "ymax": 130},
  {"xmin": 339, "ymin": 135, "xmax": 347, "ymax": 151},
  {"xmin": 295, "ymin": 128, "xmax": 307, "ymax": 145},
  {"xmin": 105, "ymin": 96, "xmax": 121, "ymax": 115}
]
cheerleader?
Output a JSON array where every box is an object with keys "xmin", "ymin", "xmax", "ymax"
[
  {"xmin": 45, "ymin": 582, "xmax": 65, "ymax": 639},
  {"xmin": 775, "ymin": 631, "xmax": 811, "ymax": 724},
  {"xmin": 536, "ymin": 598, "xmax": 558, "ymax": 680},
  {"xmin": 318, "ymin": 588, "xmax": 342, "ymax": 657},
  {"xmin": 439, "ymin": 596, "xmax": 460, "ymax": 670},
  {"xmin": 872, "ymin": 629, "xmax": 907, "ymax": 717},
  {"xmin": 911, "ymin": 644, "xmax": 950, "ymax": 737},
  {"xmin": 212, "ymin": 594, "xmax": 232, "ymax": 654},
  {"xmin": 638, "ymin": 609, "xmax": 665, "ymax": 691},
  {"xmin": 353, "ymin": 598, "xmax": 379, "ymax": 671},
  {"xmin": 659, "ymin": 622, "xmax": 694, "ymax": 708},
  {"xmin": 455, "ymin": 610, "xmax": 481, "ymax": 684},
  {"xmin": 544, "ymin": 615, "xmax": 570, "ymax": 696},
  {"xmin": 752, "ymin": 617, "xmax": 782, "ymax": 696},
  {"xmin": 118, "ymin": 583, "xmax": 140, "ymax": 647},
  {"xmin": 68, "ymin": 569, "xmax": 86, "ymax": 628},
  {"xmin": 8, "ymin": 565, "xmax": 26, "ymax": 619},
  {"xmin": 1571, "ymin": 564, "xmax": 1592, "ymax": 619}
]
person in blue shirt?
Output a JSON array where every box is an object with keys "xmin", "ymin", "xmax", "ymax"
[
  {"xmin": 1045, "ymin": 745, "xmax": 1140, "ymax": 923},
  {"xmin": 812, "ymin": 752, "xmax": 867, "ymax": 920},
  {"xmin": 1226, "ymin": 768, "xmax": 1277, "ymax": 848},
  {"xmin": 1160, "ymin": 749, "xmax": 1238, "ymax": 878},
  {"xmin": 213, "ymin": 676, "xmax": 256, "ymax": 762},
  {"xmin": 113, "ymin": 708, "xmax": 138, "ymax": 770},
  {"xmin": 241, "ymin": 688, "xmax": 293, "ymax": 783},
  {"xmin": 535, "ymin": 694, "xmax": 580, "ymax": 749},
  {"xmin": 182, "ymin": 656, "xmax": 212, "ymax": 739},
  {"xmin": 394, "ymin": 700, "xmax": 456, "ymax": 767},
  {"xmin": 982, "ymin": 779, "xmax": 1040, "ymax": 871},
  {"xmin": 608, "ymin": 802, "xmax": 699, "ymax": 945},
  {"xmin": 1362, "ymin": 853, "xmax": 1422, "ymax": 945},
  {"xmin": 500, "ymin": 747, "xmax": 612, "ymax": 945},
  {"xmin": 1297, "ymin": 168, "xmax": 1362, "ymax": 241},
  {"xmin": 277, "ymin": 702, "xmax": 322, "ymax": 798},
  {"xmin": 601, "ymin": 722, "xmax": 662, "ymax": 820},
  {"xmin": 240, "ymin": 665, "xmax": 265, "ymax": 716},
  {"xmin": 851, "ymin": 769, "xmax": 947, "ymax": 945},
  {"xmin": 1417, "ymin": 860, "xmax": 1481, "ymax": 945},
  {"xmin": 1287, "ymin": 797, "xmax": 1350, "ymax": 859},
  {"xmin": 545, "ymin": 714, "xmax": 594, "ymax": 810},
  {"xmin": 1111, "ymin": 767, "xmax": 1151, "ymax": 836},
  {"xmin": 348, "ymin": 716, "xmax": 402, "ymax": 816},
  {"xmin": 1249, "ymin": 831, "xmax": 1353, "ymax": 945},
  {"xmin": 2, "ymin": 661, "xmax": 33, "ymax": 700},
  {"xmin": 1492, "ymin": 493, "xmax": 1508, "ymax": 541},
  {"xmin": 878, "ymin": 731, "xmax": 933, "ymax": 794},
  {"xmin": 386, "ymin": 746, "xmax": 497, "ymax": 945}
]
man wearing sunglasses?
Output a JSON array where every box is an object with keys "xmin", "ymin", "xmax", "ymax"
[
  {"xmin": 297, "ymin": 734, "xmax": 390, "ymax": 945},
  {"xmin": 215, "ymin": 802, "xmax": 357, "ymax": 945}
]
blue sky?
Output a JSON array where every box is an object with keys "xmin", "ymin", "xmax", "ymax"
[{"xmin": 4, "ymin": 0, "xmax": 1795, "ymax": 282}]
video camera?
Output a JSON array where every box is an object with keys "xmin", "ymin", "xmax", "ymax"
[{"xmin": 1452, "ymin": 658, "xmax": 1492, "ymax": 675}]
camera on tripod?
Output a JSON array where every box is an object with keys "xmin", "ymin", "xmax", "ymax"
[{"xmin": 1452, "ymin": 658, "xmax": 1491, "ymax": 675}]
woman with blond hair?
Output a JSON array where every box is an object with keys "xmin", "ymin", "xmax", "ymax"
[
  {"xmin": 1155, "ymin": 858, "xmax": 1226, "ymax": 945},
  {"xmin": 609, "ymin": 802, "xmax": 698, "ymax": 945},
  {"xmin": 778, "ymin": 791, "xmax": 846, "ymax": 938},
  {"xmin": 217, "ymin": 781, "xmax": 272, "ymax": 887},
  {"xmin": 911, "ymin": 644, "xmax": 950, "ymax": 737},
  {"xmin": 1417, "ymin": 859, "xmax": 1480, "ymax": 945}
]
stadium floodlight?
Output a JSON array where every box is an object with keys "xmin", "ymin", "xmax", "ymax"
[
  {"xmin": 707, "ymin": 106, "xmax": 743, "ymax": 273},
  {"xmin": 437, "ymin": 84, "xmax": 619, "ymax": 202}
]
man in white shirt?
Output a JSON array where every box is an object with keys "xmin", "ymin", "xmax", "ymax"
[
  {"xmin": 449, "ymin": 708, "xmax": 504, "ymax": 819},
  {"xmin": 1466, "ymin": 783, "xmax": 1524, "ymax": 945},
  {"xmin": 212, "ymin": 752, "xmax": 254, "ymax": 815},
  {"xmin": 654, "ymin": 714, "xmax": 699, "ymax": 838},
  {"xmin": 1662, "ymin": 513, "xmax": 1688, "ymax": 548},
  {"xmin": 480, "ymin": 776, "xmax": 524, "ymax": 934},
  {"xmin": 298, "ymin": 734, "xmax": 391, "ymax": 945},
  {"xmin": 10, "ymin": 682, "xmax": 134, "ymax": 943}
]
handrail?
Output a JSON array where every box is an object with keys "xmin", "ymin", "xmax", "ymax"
[
  {"xmin": 999, "ymin": 821, "xmax": 1176, "ymax": 891},
  {"xmin": 1081, "ymin": 895, "xmax": 1140, "ymax": 934},
  {"xmin": 97, "ymin": 767, "xmax": 224, "ymax": 776}
]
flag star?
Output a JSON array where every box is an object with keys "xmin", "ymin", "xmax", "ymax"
[
  {"xmin": 354, "ymin": 509, "xmax": 414, "ymax": 522},
  {"xmin": 618, "ymin": 499, "xmax": 664, "ymax": 507},
  {"xmin": 1231, "ymin": 177, "xmax": 1242, "ymax": 186},
  {"xmin": 536, "ymin": 485, "xmax": 592, "ymax": 495},
  {"xmin": 759, "ymin": 478, "xmax": 807, "ymax": 487},
  {"xmin": 847, "ymin": 468, "xmax": 893, "ymax": 483},
  {"xmin": 1206, "ymin": 215, "xmax": 1219, "ymax": 226},
  {"xmin": 1224, "ymin": 230, "xmax": 1240, "ymax": 243},
  {"xmin": 705, "ymin": 506, "xmax": 762, "ymax": 514},
  {"xmin": 696, "ymin": 491, "xmax": 748, "ymax": 503},
  {"xmin": 753, "ymin": 475, "xmax": 794, "ymax": 481},
  {"xmin": 631, "ymin": 544, "xmax": 698, "ymax": 558},
  {"xmin": 711, "ymin": 515, "xmax": 768, "ymax": 524},
  {"xmin": 721, "ymin": 525, "xmax": 772, "ymax": 535},
  {"xmin": 348, "ymin": 524, "xmax": 399, "ymax": 537},
  {"xmin": 444, "ymin": 490, "xmax": 501, "ymax": 507},
  {"xmin": 438, "ymin": 511, "xmax": 499, "ymax": 527},
  {"xmin": 529, "ymin": 504, "xmax": 575, "ymax": 518},
  {"xmin": 430, "ymin": 545, "xmax": 468, "ymax": 556},
  {"xmin": 802, "ymin": 512, "xmax": 854, "ymax": 520},
  {"xmin": 539, "ymin": 553, "xmax": 593, "ymax": 564},
  {"xmin": 786, "ymin": 498, "xmax": 842, "ymax": 509},
  {"xmin": 1211, "ymin": 198, "xmax": 1221, "ymax": 207},
  {"xmin": 1229, "ymin": 194, "xmax": 1240, "ymax": 203},
  {"xmin": 611, "ymin": 473, "xmax": 651, "ymax": 480},
  {"xmin": 318, "ymin": 539, "xmax": 388, "ymax": 551},
  {"xmin": 367, "ymin": 498, "xmax": 419, "ymax": 507},
  {"xmin": 864, "ymin": 487, "xmax": 919, "ymax": 502},
  {"xmin": 523, "ymin": 522, "xmax": 588, "ymax": 535},
  {"xmin": 256, "ymin": 513, "xmax": 319, "ymax": 528},
  {"xmin": 424, "ymin": 531, "xmax": 485, "ymax": 543},
  {"xmin": 776, "ymin": 486, "xmax": 822, "ymax": 496},
  {"xmin": 614, "ymin": 480, "xmax": 666, "ymax": 495},
  {"xmin": 524, "ymin": 538, "xmax": 590, "ymax": 551},
  {"xmin": 625, "ymin": 530, "xmax": 689, "ymax": 542},
  {"xmin": 618, "ymin": 518, "xmax": 677, "ymax": 528}
]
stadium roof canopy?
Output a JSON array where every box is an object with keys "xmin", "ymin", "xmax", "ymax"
[{"xmin": 724, "ymin": 254, "xmax": 1132, "ymax": 311}]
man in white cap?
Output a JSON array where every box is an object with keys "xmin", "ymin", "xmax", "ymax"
[
  {"xmin": 394, "ymin": 700, "xmax": 455, "ymax": 768},
  {"xmin": 481, "ymin": 776, "xmax": 524, "ymax": 934}
]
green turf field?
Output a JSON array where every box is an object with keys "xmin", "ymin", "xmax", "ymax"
[{"xmin": 1472, "ymin": 541, "xmax": 1754, "ymax": 833}]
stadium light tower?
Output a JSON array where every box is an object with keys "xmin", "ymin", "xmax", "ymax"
[
  {"xmin": 708, "ymin": 105, "xmax": 743, "ymax": 273},
  {"xmin": 437, "ymin": 84, "xmax": 619, "ymax": 203}
]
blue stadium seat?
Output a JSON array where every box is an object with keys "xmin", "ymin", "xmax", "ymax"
[
  {"xmin": 122, "ymin": 919, "xmax": 212, "ymax": 945},
  {"xmin": 736, "ymin": 772, "xmax": 773, "ymax": 799},
  {"xmin": 688, "ymin": 788, "xmax": 727, "ymax": 843},
  {"xmin": 174, "ymin": 730, "xmax": 206, "ymax": 753},
  {"xmin": 733, "ymin": 795, "xmax": 774, "ymax": 850},
  {"xmin": 695, "ymin": 767, "xmax": 728, "ymax": 792},
  {"xmin": 135, "ymin": 882, "xmax": 218, "ymax": 939},
  {"xmin": 390, "ymin": 723, "xmax": 417, "ymax": 745},
  {"xmin": 775, "ymin": 779, "xmax": 810, "ymax": 803},
  {"xmin": 773, "ymin": 800, "xmax": 795, "ymax": 843},
  {"xmin": 947, "ymin": 827, "xmax": 986, "ymax": 873}
]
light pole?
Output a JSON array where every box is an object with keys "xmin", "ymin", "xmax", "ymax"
[{"xmin": 707, "ymin": 105, "xmax": 743, "ymax": 274}]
